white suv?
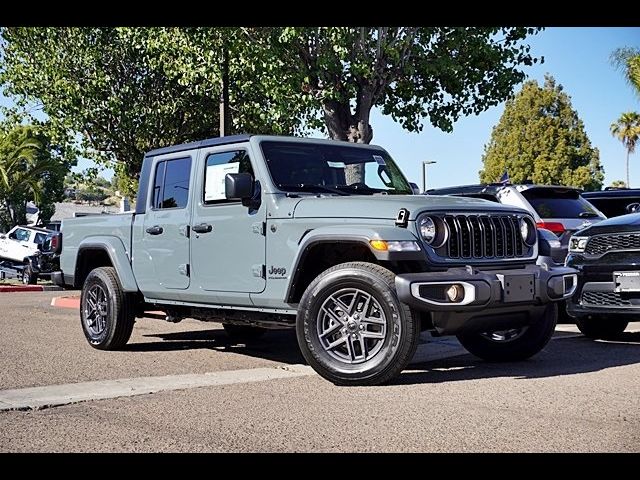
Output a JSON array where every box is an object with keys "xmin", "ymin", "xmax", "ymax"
[{"xmin": 0, "ymin": 225, "xmax": 53, "ymax": 263}]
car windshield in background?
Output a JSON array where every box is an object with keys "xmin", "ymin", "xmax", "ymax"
[
  {"xmin": 260, "ymin": 141, "xmax": 412, "ymax": 195},
  {"xmin": 521, "ymin": 189, "xmax": 602, "ymax": 219}
]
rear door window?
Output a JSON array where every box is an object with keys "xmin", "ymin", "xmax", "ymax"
[{"xmin": 521, "ymin": 189, "xmax": 601, "ymax": 219}]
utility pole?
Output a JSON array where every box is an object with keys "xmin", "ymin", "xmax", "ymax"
[
  {"xmin": 422, "ymin": 160, "xmax": 437, "ymax": 192},
  {"xmin": 219, "ymin": 44, "xmax": 230, "ymax": 137}
]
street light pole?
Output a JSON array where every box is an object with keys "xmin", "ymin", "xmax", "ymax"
[{"xmin": 422, "ymin": 160, "xmax": 437, "ymax": 192}]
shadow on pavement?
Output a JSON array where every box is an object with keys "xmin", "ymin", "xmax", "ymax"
[
  {"xmin": 394, "ymin": 331, "xmax": 640, "ymax": 385},
  {"xmin": 134, "ymin": 328, "xmax": 306, "ymax": 365},
  {"xmin": 133, "ymin": 326, "xmax": 640, "ymax": 386}
]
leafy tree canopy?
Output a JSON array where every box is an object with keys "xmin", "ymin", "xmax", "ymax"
[{"xmin": 480, "ymin": 75, "xmax": 604, "ymax": 191}]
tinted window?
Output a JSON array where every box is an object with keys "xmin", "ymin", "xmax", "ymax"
[
  {"xmin": 204, "ymin": 150, "xmax": 254, "ymax": 204},
  {"xmin": 34, "ymin": 233, "xmax": 48, "ymax": 245},
  {"xmin": 587, "ymin": 197, "xmax": 639, "ymax": 218},
  {"xmin": 152, "ymin": 157, "xmax": 191, "ymax": 209},
  {"xmin": 521, "ymin": 189, "xmax": 602, "ymax": 219}
]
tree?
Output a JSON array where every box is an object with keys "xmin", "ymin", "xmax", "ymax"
[
  {"xmin": 0, "ymin": 124, "xmax": 70, "ymax": 231},
  {"xmin": 610, "ymin": 112, "xmax": 640, "ymax": 188},
  {"xmin": 611, "ymin": 47, "xmax": 640, "ymax": 97},
  {"xmin": 0, "ymin": 28, "xmax": 302, "ymax": 197},
  {"xmin": 479, "ymin": 75, "xmax": 604, "ymax": 190},
  {"xmin": 246, "ymin": 27, "xmax": 542, "ymax": 141},
  {"xmin": 609, "ymin": 180, "xmax": 627, "ymax": 188}
]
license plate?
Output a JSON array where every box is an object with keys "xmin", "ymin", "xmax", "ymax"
[
  {"xmin": 614, "ymin": 271, "xmax": 640, "ymax": 292},
  {"xmin": 501, "ymin": 274, "xmax": 535, "ymax": 303}
]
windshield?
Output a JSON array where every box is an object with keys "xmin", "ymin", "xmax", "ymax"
[
  {"xmin": 260, "ymin": 141, "xmax": 412, "ymax": 195},
  {"xmin": 521, "ymin": 189, "xmax": 603, "ymax": 219}
]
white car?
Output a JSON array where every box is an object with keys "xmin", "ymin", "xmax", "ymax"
[{"xmin": 0, "ymin": 225, "xmax": 52, "ymax": 263}]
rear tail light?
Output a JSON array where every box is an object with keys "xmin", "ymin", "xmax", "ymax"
[
  {"xmin": 50, "ymin": 234, "xmax": 61, "ymax": 254},
  {"xmin": 536, "ymin": 221, "xmax": 565, "ymax": 236}
]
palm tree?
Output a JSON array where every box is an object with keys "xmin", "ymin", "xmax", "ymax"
[
  {"xmin": 611, "ymin": 47, "xmax": 640, "ymax": 97},
  {"xmin": 0, "ymin": 126, "xmax": 63, "ymax": 228},
  {"xmin": 610, "ymin": 112, "xmax": 640, "ymax": 188}
]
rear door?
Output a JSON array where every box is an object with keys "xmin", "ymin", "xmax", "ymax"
[{"xmin": 141, "ymin": 156, "xmax": 193, "ymax": 291}]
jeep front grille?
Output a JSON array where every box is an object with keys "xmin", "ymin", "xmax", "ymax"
[
  {"xmin": 435, "ymin": 214, "xmax": 529, "ymax": 261},
  {"xmin": 585, "ymin": 233, "xmax": 640, "ymax": 256},
  {"xmin": 581, "ymin": 291, "xmax": 632, "ymax": 307}
]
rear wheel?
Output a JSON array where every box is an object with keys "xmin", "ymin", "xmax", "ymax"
[
  {"xmin": 575, "ymin": 316, "xmax": 628, "ymax": 340},
  {"xmin": 80, "ymin": 267, "xmax": 135, "ymax": 350},
  {"xmin": 457, "ymin": 303, "xmax": 558, "ymax": 361},
  {"xmin": 296, "ymin": 262, "xmax": 420, "ymax": 386},
  {"xmin": 22, "ymin": 265, "xmax": 38, "ymax": 285},
  {"xmin": 222, "ymin": 323, "xmax": 267, "ymax": 341}
]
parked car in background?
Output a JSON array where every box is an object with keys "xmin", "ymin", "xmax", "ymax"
[
  {"xmin": 566, "ymin": 212, "xmax": 640, "ymax": 338},
  {"xmin": 582, "ymin": 188, "xmax": 640, "ymax": 218},
  {"xmin": 0, "ymin": 225, "xmax": 61, "ymax": 284}
]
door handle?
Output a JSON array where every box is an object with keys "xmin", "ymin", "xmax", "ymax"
[
  {"xmin": 192, "ymin": 223, "xmax": 213, "ymax": 234},
  {"xmin": 146, "ymin": 225, "xmax": 164, "ymax": 235}
]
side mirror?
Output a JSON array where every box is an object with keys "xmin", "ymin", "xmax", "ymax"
[
  {"xmin": 225, "ymin": 173, "xmax": 254, "ymax": 201},
  {"xmin": 626, "ymin": 202, "xmax": 640, "ymax": 214},
  {"xmin": 409, "ymin": 182, "xmax": 421, "ymax": 195}
]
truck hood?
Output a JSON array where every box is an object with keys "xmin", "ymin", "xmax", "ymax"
[
  {"xmin": 291, "ymin": 195, "xmax": 527, "ymax": 220},
  {"xmin": 577, "ymin": 212, "xmax": 640, "ymax": 236}
]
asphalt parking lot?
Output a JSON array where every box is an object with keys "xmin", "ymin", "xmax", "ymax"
[{"xmin": 0, "ymin": 291, "xmax": 638, "ymax": 452}]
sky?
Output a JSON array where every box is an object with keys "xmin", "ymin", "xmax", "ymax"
[{"xmin": 1, "ymin": 27, "xmax": 639, "ymax": 189}]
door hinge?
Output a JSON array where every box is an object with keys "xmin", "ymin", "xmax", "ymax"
[
  {"xmin": 178, "ymin": 264, "xmax": 190, "ymax": 277},
  {"xmin": 252, "ymin": 221, "xmax": 266, "ymax": 236},
  {"xmin": 252, "ymin": 264, "xmax": 265, "ymax": 278}
]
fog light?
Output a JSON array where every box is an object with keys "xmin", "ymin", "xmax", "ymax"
[{"xmin": 446, "ymin": 284, "xmax": 465, "ymax": 302}]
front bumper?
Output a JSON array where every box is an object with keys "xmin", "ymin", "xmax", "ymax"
[{"xmin": 396, "ymin": 264, "xmax": 577, "ymax": 335}]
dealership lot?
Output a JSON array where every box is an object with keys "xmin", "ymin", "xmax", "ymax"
[{"xmin": 0, "ymin": 291, "xmax": 638, "ymax": 452}]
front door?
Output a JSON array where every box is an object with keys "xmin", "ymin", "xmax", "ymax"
[
  {"xmin": 190, "ymin": 146, "xmax": 266, "ymax": 293},
  {"xmin": 141, "ymin": 156, "xmax": 193, "ymax": 290}
]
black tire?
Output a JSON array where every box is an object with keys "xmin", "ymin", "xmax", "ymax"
[
  {"xmin": 22, "ymin": 265, "xmax": 38, "ymax": 285},
  {"xmin": 457, "ymin": 303, "xmax": 558, "ymax": 362},
  {"xmin": 80, "ymin": 266, "xmax": 135, "ymax": 350},
  {"xmin": 296, "ymin": 261, "xmax": 420, "ymax": 386},
  {"xmin": 575, "ymin": 316, "xmax": 628, "ymax": 340},
  {"xmin": 222, "ymin": 323, "xmax": 267, "ymax": 341}
]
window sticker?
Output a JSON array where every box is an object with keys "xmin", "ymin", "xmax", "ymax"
[{"xmin": 205, "ymin": 162, "xmax": 240, "ymax": 201}]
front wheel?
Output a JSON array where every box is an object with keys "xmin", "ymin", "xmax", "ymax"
[
  {"xmin": 296, "ymin": 262, "xmax": 420, "ymax": 386},
  {"xmin": 457, "ymin": 303, "xmax": 558, "ymax": 361},
  {"xmin": 576, "ymin": 316, "xmax": 628, "ymax": 340},
  {"xmin": 80, "ymin": 266, "xmax": 135, "ymax": 350}
]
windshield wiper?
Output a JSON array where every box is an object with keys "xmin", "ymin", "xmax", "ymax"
[
  {"xmin": 579, "ymin": 212, "xmax": 600, "ymax": 218},
  {"xmin": 277, "ymin": 184, "xmax": 350, "ymax": 196}
]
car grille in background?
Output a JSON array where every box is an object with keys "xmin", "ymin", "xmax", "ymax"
[
  {"xmin": 585, "ymin": 233, "xmax": 640, "ymax": 255},
  {"xmin": 438, "ymin": 214, "xmax": 527, "ymax": 260},
  {"xmin": 581, "ymin": 291, "xmax": 632, "ymax": 307}
]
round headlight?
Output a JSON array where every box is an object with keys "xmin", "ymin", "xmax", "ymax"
[
  {"xmin": 520, "ymin": 217, "xmax": 536, "ymax": 246},
  {"xmin": 419, "ymin": 216, "xmax": 437, "ymax": 244}
]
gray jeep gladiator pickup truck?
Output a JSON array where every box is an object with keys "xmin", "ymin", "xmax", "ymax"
[{"xmin": 54, "ymin": 135, "xmax": 577, "ymax": 385}]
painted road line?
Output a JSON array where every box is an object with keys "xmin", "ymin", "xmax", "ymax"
[
  {"xmin": 0, "ymin": 365, "xmax": 315, "ymax": 412},
  {"xmin": 50, "ymin": 296, "xmax": 80, "ymax": 309}
]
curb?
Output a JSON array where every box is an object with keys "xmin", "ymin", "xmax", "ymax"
[
  {"xmin": 51, "ymin": 296, "xmax": 80, "ymax": 309},
  {"xmin": 0, "ymin": 285, "xmax": 64, "ymax": 293}
]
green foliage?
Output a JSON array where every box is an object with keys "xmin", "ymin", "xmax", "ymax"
[
  {"xmin": 479, "ymin": 76, "xmax": 604, "ymax": 191},
  {"xmin": 611, "ymin": 47, "xmax": 640, "ymax": 97},
  {"xmin": 610, "ymin": 111, "xmax": 640, "ymax": 188},
  {"xmin": 243, "ymin": 27, "xmax": 543, "ymax": 142},
  {"xmin": 0, "ymin": 124, "xmax": 71, "ymax": 231},
  {"xmin": 609, "ymin": 180, "xmax": 627, "ymax": 188}
]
